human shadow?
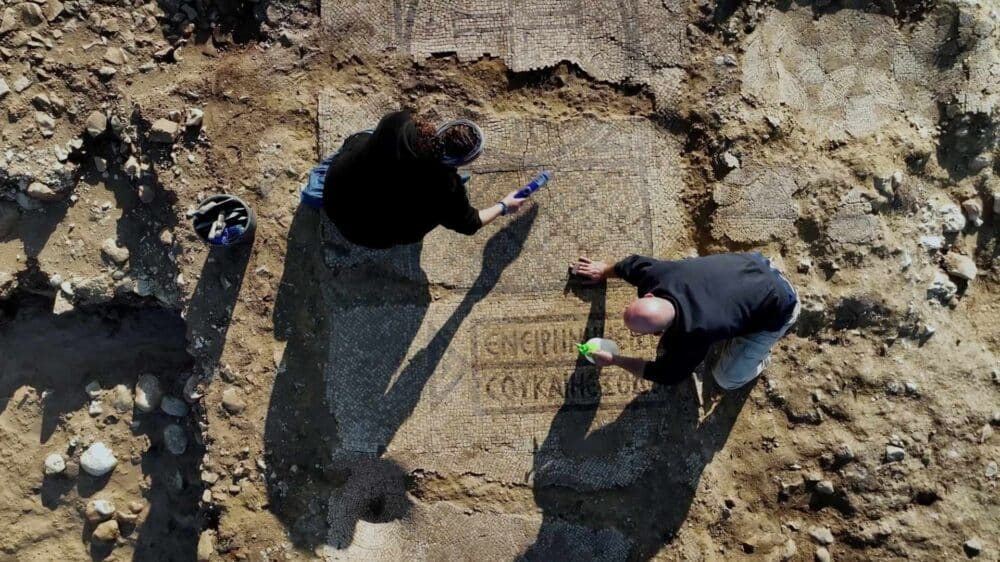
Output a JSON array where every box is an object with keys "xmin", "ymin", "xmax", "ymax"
[
  {"xmin": 522, "ymin": 304, "xmax": 753, "ymax": 560},
  {"xmin": 264, "ymin": 205, "xmax": 538, "ymax": 551}
]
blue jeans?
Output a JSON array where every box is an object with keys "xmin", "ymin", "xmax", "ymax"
[
  {"xmin": 300, "ymin": 130, "xmax": 374, "ymax": 209},
  {"xmin": 710, "ymin": 255, "xmax": 799, "ymax": 390}
]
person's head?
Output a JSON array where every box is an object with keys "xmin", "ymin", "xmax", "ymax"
[
  {"xmin": 413, "ymin": 117, "xmax": 483, "ymax": 165},
  {"xmin": 623, "ymin": 294, "xmax": 675, "ymax": 336}
]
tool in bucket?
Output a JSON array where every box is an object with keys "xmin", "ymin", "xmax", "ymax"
[{"xmin": 189, "ymin": 194, "xmax": 256, "ymax": 246}]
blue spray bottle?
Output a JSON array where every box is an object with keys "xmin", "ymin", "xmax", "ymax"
[{"xmin": 515, "ymin": 171, "xmax": 552, "ymax": 199}]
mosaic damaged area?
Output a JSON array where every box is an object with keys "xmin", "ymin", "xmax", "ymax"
[
  {"xmin": 320, "ymin": 0, "xmax": 689, "ymax": 103},
  {"xmin": 318, "ymin": 92, "xmax": 686, "ymax": 294}
]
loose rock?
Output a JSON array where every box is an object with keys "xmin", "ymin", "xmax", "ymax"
[
  {"xmin": 85, "ymin": 111, "xmax": 107, "ymax": 137},
  {"xmin": 962, "ymin": 199, "xmax": 983, "ymax": 228},
  {"xmin": 80, "ymin": 442, "xmax": 117, "ymax": 477},
  {"xmin": 815, "ymin": 480, "xmax": 835, "ymax": 495},
  {"xmin": 0, "ymin": 78, "xmax": 9, "ymax": 99},
  {"xmin": 963, "ymin": 538, "xmax": 982, "ymax": 557},
  {"xmin": 91, "ymin": 520, "xmax": 120, "ymax": 542},
  {"xmin": 197, "ymin": 530, "xmax": 215, "ymax": 561},
  {"xmin": 222, "ymin": 387, "xmax": 247, "ymax": 415},
  {"xmin": 815, "ymin": 546, "xmax": 832, "ymax": 562},
  {"xmin": 27, "ymin": 182, "xmax": 60, "ymax": 202},
  {"xmin": 161, "ymin": 396, "xmax": 189, "ymax": 417},
  {"xmin": 163, "ymin": 424, "xmax": 188, "ymax": 455},
  {"xmin": 186, "ymin": 108, "xmax": 204, "ymax": 129},
  {"xmin": 927, "ymin": 272, "xmax": 958, "ymax": 303},
  {"xmin": 101, "ymin": 238, "xmax": 130, "ymax": 265},
  {"xmin": 937, "ymin": 202, "xmax": 966, "ymax": 234},
  {"xmin": 149, "ymin": 118, "xmax": 180, "ymax": 143},
  {"xmin": 134, "ymin": 374, "xmax": 162, "ymax": 412},
  {"xmin": 944, "ymin": 253, "xmax": 977, "ymax": 281},
  {"xmin": 809, "ymin": 526, "xmax": 834, "ymax": 545},
  {"xmin": 85, "ymin": 499, "xmax": 115, "ymax": 523},
  {"xmin": 43, "ymin": 453, "xmax": 65, "ymax": 476},
  {"xmin": 111, "ymin": 384, "xmax": 133, "ymax": 413},
  {"xmin": 885, "ymin": 445, "xmax": 905, "ymax": 462}
]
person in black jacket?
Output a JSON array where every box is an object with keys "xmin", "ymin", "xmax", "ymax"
[
  {"xmin": 304, "ymin": 110, "xmax": 527, "ymax": 249},
  {"xmin": 571, "ymin": 252, "xmax": 800, "ymax": 390}
]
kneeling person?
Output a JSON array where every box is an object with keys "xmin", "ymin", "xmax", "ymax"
[{"xmin": 572, "ymin": 252, "xmax": 799, "ymax": 389}]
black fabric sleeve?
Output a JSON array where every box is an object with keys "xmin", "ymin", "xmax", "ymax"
[
  {"xmin": 641, "ymin": 337, "xmax": 710, "ymax": 386},
  {"xmin": 614, "ymin": 255, "xmax": 658, "ymax": 288},
  {"xmin": 439, "ymin": 175, "xmax": 483, "ymax": 235}
]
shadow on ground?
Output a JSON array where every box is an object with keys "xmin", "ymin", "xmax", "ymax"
[
  {"xmin": 264, "ymin": 205, "xmax": 538, "ymax": 550},
  {"xmin": 521, "ymin": 285, "xmax": 751, "ymax": 560}
]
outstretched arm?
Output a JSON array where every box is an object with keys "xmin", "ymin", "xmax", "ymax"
[
  {"xmin": 571, "ymin": 257, "xmax": 619, "ymax": 283},
  {"xmin": 589, "ymin": 350, "xmax": 648, "ymax": 379},
  {"xmin": 477, "ymin": 190, "xmax": 529, "ymax": 227}
]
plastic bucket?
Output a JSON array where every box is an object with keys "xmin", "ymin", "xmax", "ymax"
[
  {"xmin": 436, "ymin": 119, "xmax": 484, "ymax": 166},
  {"xmin": 582, "ymin": 337, "xmax": 620, "ymax": 364},
  {"xmin": 191, "ymin": 194, "xmax": 256, "ymax": 247}
]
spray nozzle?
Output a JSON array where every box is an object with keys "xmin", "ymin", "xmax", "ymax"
[{"xmin": 576, "ymin": 341, "xmax": 599, "ymax": 357}]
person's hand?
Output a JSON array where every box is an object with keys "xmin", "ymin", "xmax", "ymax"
[
  {"xmin": 500, "ymin": 191, "xmax": 528, "ymax": 214},
  {"xmin": 590, "ymin": 350, "xmax": 614, "ymax": 367},
  {"xmin": 571, "ymin": 257, "xmax": 610, "ymax": 283}
]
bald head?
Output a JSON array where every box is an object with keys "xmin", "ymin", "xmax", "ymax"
[{"xmin": 623, "ymin": 295, "xmax": 675, "ymax": 335}]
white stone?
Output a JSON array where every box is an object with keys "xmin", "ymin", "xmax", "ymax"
[
  {"xmin": 88, "ymin": 401, "xmax": 103, "ymax": 416},
  {"xmin": 101, "ymin": 238, "xmax": 130, "ymax": 265},
  {"xmin": 918, "ymin": 235, "xmax": 944, "ymax": 251},
  {"xmin": 944, "ymin": 253, "xmax": 977, "ymax": 281},
  {"xmin": 808, "ymin": 526, "xmax": 834, "ymax": 545},
  {"xmin": 112, "ymin": 384, "xmax": 133, "ymax": 413},
  {"xmin": 12, "ymin": 75, "xmax": 31, "ymax": 93},
  {"xmin": 185, "ymin": 108, "xmax": 204, "ymax": 128},
  {"xmin": 149, "ymin": 118, "xmax": 180, "ymax": 143},
  {"xmin": 937, "ymin": 202, "xmax": 966, "ymax": 233},
  {"xmin": 161, "ymin": 396, "xmax": 189, "ymax": 417},
  {"xmin": 815, "ymin": 546, "xmax": 832, "ymax": 562},
  {"xmin": 27, "ymin": 181, "xmax": 60, "ymax": 201},
  {"xmin": 124, "ymin": 156, "xmax": 140, "ymax": 179},
  {"xmin": 164, "ymin": 424, "xmax": 187, "ymax": 455},
  {"xmin": 43, "ymin": 453, "xmax": 65, "ymax": 475},
  {"xmin": 962, "ymin": 199, "xmax": 983, "ymax": 228},
  {"xmin": 815, "ymin": 480, "xmax": 835, "ymax": 495},
  {"xmin": 0, "ymin": 78, "xmax": 9, "ymax": 99},
  {"xmin": 85, "ymin": 111, "xmax": 107, "ymax": 137},
  {"xmin": 53, "ymin": 292, "xmax": 74, "ymax": 314},
  {"xmin": 134, "ymin": 374, "xmax": 162, "ymax": 412},
  {"xmin": 80, "ymin": 442, "xmax": 117, "ymax": 476}
]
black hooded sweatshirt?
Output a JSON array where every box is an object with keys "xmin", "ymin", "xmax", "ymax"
[
  {"xmin": 322, "ymin": 111, "xmax": 483, "ymax": 249},
  {"xmin": 614, "ymin": 252, "xmax": 796, "ymax": 385}
]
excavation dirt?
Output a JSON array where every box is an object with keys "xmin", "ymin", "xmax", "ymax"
[{"xmin": 1, "ymin": 0, "xmax": 998, "ymax": 561}]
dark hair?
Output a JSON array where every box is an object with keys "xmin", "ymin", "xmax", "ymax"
[
  {"xmin": 441, "ymin": 124, "xmax": 477, "ymax": 161},
  {"xmin": 413, "ymin": 118, "xmax": 445, "ymax": 160}
]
